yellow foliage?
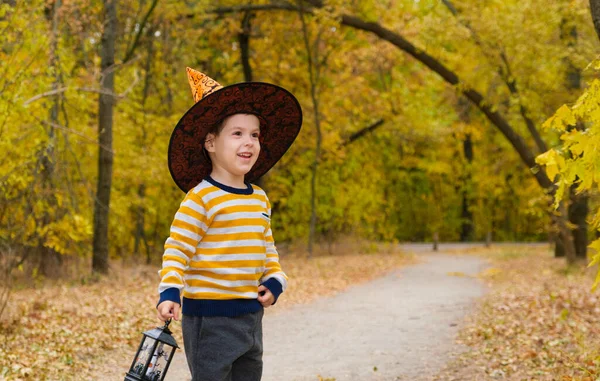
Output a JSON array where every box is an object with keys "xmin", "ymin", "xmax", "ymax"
[
  {"xmin": 541, "ymin": 105, "xmax": 576, "ymax": 132},
  {"xmin": 1, "ymin": 0, "xmax": 594, "ymax": 268},
  {"xmin": 539, "ymin": 59, "xmax": 600, "ymax": 288}
]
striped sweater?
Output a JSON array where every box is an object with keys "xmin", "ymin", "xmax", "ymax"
[{"xmin": 158, "ymin": 176, "xmax": 287, "ymax": 317}]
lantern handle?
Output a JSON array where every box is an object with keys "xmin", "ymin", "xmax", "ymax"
[{"xmin": 162, "ymin": 318, "xmax": 172, "ymax": 332}]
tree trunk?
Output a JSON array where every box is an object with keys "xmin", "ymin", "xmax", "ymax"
[
  {"xmin": 134, "ymin": 183, "xmax": 148, "ymax": 260},
  {"xmin": 135, "ymin": 30, "xmax": 153, "ymax": 264},
  {"xmin": 554, "ymin": 235, "xmax": 565, "ymax": 257},
  {"xmin": 239, "ymin": 12, "xmax": 253, "ymax": 83},
  {"xmin": 460, "ymin": 189, "xmax": 473, "ymax": 241},
  {"xmin": 238, "ymin": 11, "xmax": 265, "ymax": 189},
  {"xmin": 485, "ymin": 231, "xmax": 492, "ymax": 247},
  {"xmin": 92, "ymin": 0, "xmax": 117, "ymax": 274},
  {"xmin": 555, "ymin": 202, "xmax": 577, "ymax": 264},
  {"xmin": 460, "ymin": 134, "xmax": 474, "ymax": 242},
  {"xmin": 40, "ymin": 0, "xmax": 62, "ymax": 278},
  {"xmin": 556, "ymin": 18, "xmax": 588, "ymax": 259},
  {"xmin": 569, "ymin": 191, "xmax": 588, "ymax": 259},
  {"xmin": 299, "ymin": 2, "xmax": 322, "ymax": 258},
  {"xmin": 590, "ymin": 0, "xmax": 600, "ymax": 41}
]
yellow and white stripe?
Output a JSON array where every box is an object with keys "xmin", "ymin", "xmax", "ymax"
[{"xmin": 158, "ymin": 181, "xmax": 287, "ymax": 300}]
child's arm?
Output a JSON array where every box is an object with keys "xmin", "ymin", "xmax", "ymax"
[
  {"xmin": 259, "ymin": 196, "xmax": 288, "ymax": 305},
  {"xmin": 157, "ymin": 190, "xmax": 208, "ymax": 318}
]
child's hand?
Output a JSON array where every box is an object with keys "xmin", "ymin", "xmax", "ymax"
[
  {"xmin": 257, "ymin": 285, "xmax": 275, "ymax": 307},
  {"xmin": 157, "ymin": 301, "xmax": 180, "ymax": 321}
]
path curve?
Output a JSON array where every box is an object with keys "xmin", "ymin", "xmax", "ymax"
[{"xmin": 166, "ymin": 247, "xmax": 489, "ymax": 380}]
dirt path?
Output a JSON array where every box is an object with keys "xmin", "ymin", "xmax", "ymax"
[{"xmin": 165, "ymin": 247, "xmax": 489, "ymax": 381}]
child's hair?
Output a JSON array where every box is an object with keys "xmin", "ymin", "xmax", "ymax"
[
  {"xmin": 203, "ymin": 113, "xmax": 261, "ymax": 144},
  {"xmin": 205, "ymin": 119, "xmax": 226, "ymax": 141},
  {"xmin": 202, "ymin": 115, "xmax": 232, "ymax": 162}
]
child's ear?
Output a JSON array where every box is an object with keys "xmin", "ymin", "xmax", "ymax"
[{"xmin": 204, "ymin": 133, "xmax": 216, "ymax": 152}]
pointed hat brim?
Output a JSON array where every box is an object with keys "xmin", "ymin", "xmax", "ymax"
[{"xmin": 168, "ymin": 81, "xmax": 303, "ymax": 192}]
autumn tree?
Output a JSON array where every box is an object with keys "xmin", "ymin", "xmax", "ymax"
[
  {"xmin": 2, "ymin": 0, "xmax": 596, "ymax": 282},
  {"xmin": 208, "ymin": 0, "xmax": 597, "ymax": 262}
]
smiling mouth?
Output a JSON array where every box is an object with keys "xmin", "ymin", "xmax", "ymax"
[{"xmin": 238, "ymin": 153, "xmax": 252, "ymax": 159}]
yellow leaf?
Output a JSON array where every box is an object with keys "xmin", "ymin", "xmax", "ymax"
[
  {"xmin": 545, "ymin": 163, "xmax": 559, "ymax": 182},
  {"xmin": 542, "ymin": 105, "xmax": 576, "ymax": 132}
]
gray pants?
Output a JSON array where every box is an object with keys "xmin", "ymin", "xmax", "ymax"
[{"xmin": 182, "ymin": 310, "xmax": 264, "ymax": 381}]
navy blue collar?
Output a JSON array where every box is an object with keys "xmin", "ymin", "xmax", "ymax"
[{"xmin": 205, "ymin": 176, "xmax": 253, "ymax": 195}]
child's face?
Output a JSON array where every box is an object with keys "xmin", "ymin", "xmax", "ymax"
[{"xmin": 204, "ymin": 114, "xmax": 261, "ymax": 179}]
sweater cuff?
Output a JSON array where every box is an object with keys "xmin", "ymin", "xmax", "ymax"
[
  {"xmin": 261, "ymin": 278, "xmax": 283, "ymax": 304},
  {"xmin": 157, "ymin": 288, "xmax": 181, "ymax": 308}
]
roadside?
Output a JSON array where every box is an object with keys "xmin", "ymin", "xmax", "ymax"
[{"xmin": 433, "ymin": 245, "xmax": 600, "ymax": 381}]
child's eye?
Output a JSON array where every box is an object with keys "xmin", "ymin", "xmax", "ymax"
[
  {"xmin": 252, "ymin": 133, "xmax": 260, "ymax": 138},
  {"xmin": 233, "ymin": 131, "xmax": 242, "ymax": 136}
]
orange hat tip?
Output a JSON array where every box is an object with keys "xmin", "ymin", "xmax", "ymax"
[{"xmin": 186, "ymin": 67, "xmax": 202, "ymax": 75}]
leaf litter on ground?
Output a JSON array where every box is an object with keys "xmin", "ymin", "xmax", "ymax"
[
  {"xmin": 434, "ymin": 245, "xmax": 600, "ymax": 381},
  {"xmin": 0, "ymin": 243, "xmax": 412, "ymax": 380}
]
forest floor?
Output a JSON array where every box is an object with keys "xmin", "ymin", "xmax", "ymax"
[
  {"xmin": 0, "ymin": 241, "xmax": 412, "ymax": 380},
  {"xmin": 2, "ymin": 243, "xmax": 600, "ymax": 381},
  {"xmin": 434, "ymin": 244, "xmax": 600, "ymax": 381}
]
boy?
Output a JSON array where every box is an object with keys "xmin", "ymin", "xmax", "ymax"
[{"xmin": 156, "ymin": 68, "xmax": 302, "ymax": 381}]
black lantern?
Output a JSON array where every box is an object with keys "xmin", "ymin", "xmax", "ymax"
[{"xmin": 125, "ymin": 319, "xmax": 179, "ymax": 381}]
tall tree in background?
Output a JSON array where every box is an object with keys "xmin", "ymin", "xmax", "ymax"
[
  {"xmin": 456, "ymin": 98, "xmax": 474, "ymax": 242},
  {"xmin": 298, "ymin": 1, "xmax": 324, "ymax": 257},
  {"xmin": 237, "ymin": 11, "xmax": 266, "ymax": 189},
  {"xmin": 92, "ymin": 0, "xmax": 158, "ymax": 271},
  {"xmin": 441, "ymin": 0, "xmax": 587, "ymax": 258},
  {"xmin": 214, "ymin": 0, "xmax": 581, "ymax": 262},
  {"xmin": 92, "ymin": 0, "xmax": 117, "ymax": 274},
  {"xmin": 133, "ymin": 26, "xmax": 155, "ymax": 264},
  {"xmin": 555, "ymin": 10, "xmax": 589, "ymax": 259},
  {"xmin": 39, "ymin": 0, "xmax": 62, "ymax": 277}
]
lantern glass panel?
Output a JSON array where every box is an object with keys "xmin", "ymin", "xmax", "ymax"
[
  {"xmin": 145, "ymin": 343, "xmax": 174, "ymax": 381},
  {"xmin": 132, "ymin": 337, "xmax": 156, "ymax": 376}
]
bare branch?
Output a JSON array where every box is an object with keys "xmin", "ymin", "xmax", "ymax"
[
  {"xmin": 441, "ymin": 0, "xmax": 547, "ymax": 153},
  {"xmin": 497, "ymin": 50, "xmax": 548, "ymax": 152},
  {"xmin": 209, "ymin": 3, "xmax": 300, "ymax": 15},
  {"xmin": 118, "ymin": 70, "xmax": 140, "ymax": 98},
  {"xmin": 98, "ymin": 56, "xmax": 141, "ymax": 84},
  {"xmin": 123, "ymin": 0, "xmax": 159, "ymax": 63},
  {"xmin": 23, "ymin": 87, "xmax": 69, "ymax": 105},
  {"xmin": 342, "ymin": 119, "xmax": 385, "ymax": 147},
  {"xmin": 39, "ymin": 119, "xmax": 115, "ymax": 153},
  {"xmin": 23, "ymin": 82, "xmax": 140, "ymax": 106},
  {"xmin": 441, "ymin": 0, "xmax": 458, "ymax": 15},
  {"xmin": 239, "ymin": 11, "xmax": 254, "ymax": 82}
]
